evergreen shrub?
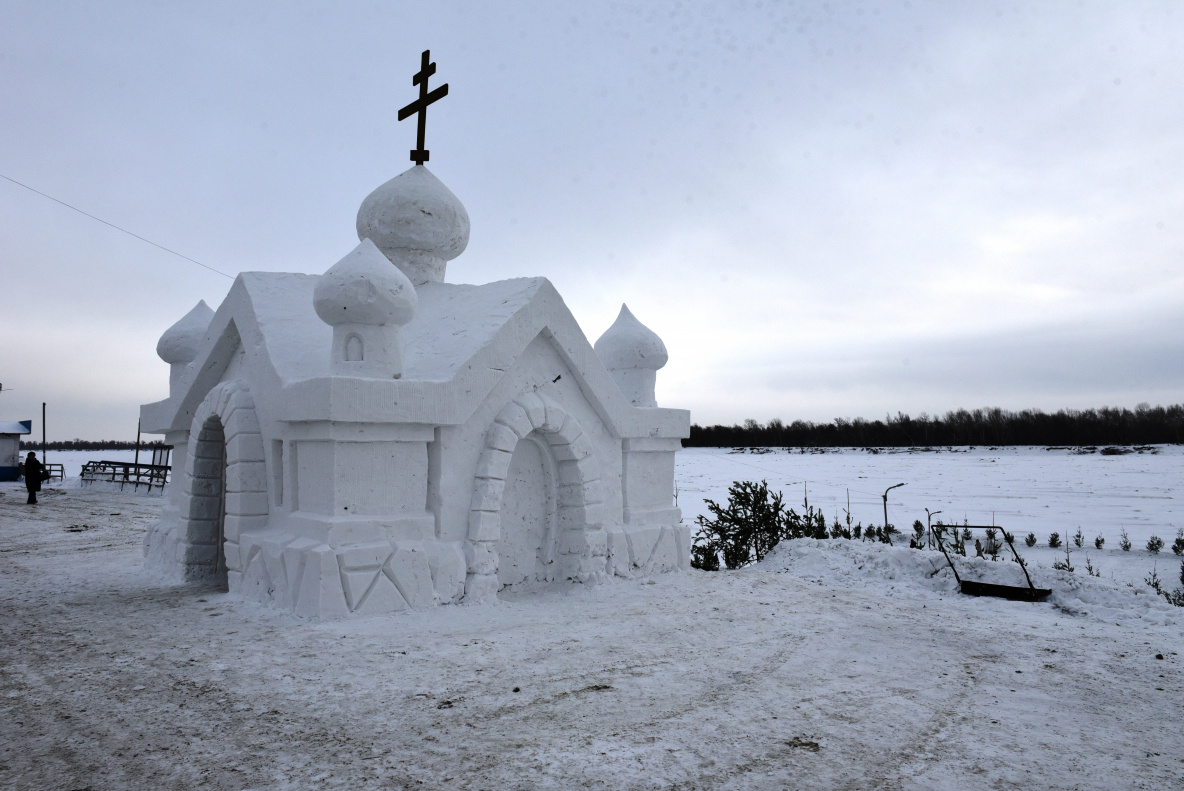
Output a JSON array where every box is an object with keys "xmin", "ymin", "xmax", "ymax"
[{"xmin": 691, "ymin": 480, "xmax": 832, "ymax": 571}]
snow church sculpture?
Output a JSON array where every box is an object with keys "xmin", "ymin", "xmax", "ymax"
[{"xmin": 140, "ymin": 51, "xmax": 690, "ymax": 618}]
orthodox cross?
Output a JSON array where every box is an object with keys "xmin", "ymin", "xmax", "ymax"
[{"xmin": 398, "ymin": 50, "xmax": 449, "ymax": 165}]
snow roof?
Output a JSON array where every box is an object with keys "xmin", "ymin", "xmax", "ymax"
[
  {"xmin": 144, "ymin": 269, "xmax": 689, "ymax": 438},
  {"xmin": 237, "ymin": 271, "xmax": 546, "ymax": 384},
  {"xmin": 0, "ymin": 420, "xmax": 32, "ymax": 435}
]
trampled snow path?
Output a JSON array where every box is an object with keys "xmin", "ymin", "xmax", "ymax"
[{"xmin": 1, "ymin": 487, "xmax": 1181, "ymax": 790}]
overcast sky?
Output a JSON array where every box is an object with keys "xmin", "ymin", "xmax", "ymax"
[{"xmin": 2, "ymin": 1, "xmax": 1182, "ymax": 439}]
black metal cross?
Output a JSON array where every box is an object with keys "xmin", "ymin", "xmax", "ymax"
[{"xmin": 398, "ymin": 50, "xmax": 449, "ymax": 165}]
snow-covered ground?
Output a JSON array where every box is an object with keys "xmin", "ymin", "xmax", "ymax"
[
  {"xmin": 678, "ymin": 445, "xmax": 1184, "ymax": 589},
  {"xmin": 2, "ymin": 472, "xmax": 1181, "ymax": 790}
]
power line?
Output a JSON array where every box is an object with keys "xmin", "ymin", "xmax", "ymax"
[{"xmin": 0, "ymin": 173, "xmax": 233, "ymax": 279}]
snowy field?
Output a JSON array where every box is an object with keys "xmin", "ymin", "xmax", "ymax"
[
  {"xmin": 2, "ymin": 448, "xmax": 1182, "ymax": 790},
  {"xmin": 679, "ymin": 445, "xmax": 1184, "ymax": 589}
]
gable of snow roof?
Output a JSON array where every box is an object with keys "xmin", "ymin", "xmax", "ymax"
[{"xmin": 142, "ymin": 271, "xmax": 688, "ymax": 439}]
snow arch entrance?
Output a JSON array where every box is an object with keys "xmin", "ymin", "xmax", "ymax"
[
  {"xmin": 178, "ymin": 381, "xmax": 268, "ymax": 586},
  {"xmin": 496, "ymin": 432, "xmax": 558, "ymax": 588},
  {"xmin": 465, "ymin": 393, "xmax": 607, "ymax": 602}
]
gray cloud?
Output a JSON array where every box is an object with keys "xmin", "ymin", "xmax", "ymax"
[{"xmin": 2, "ymin": 2, "xmax": 1182, "ymax": 437}]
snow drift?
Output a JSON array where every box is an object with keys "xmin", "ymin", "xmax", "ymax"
[{"xmin": 758, "ymin": 539, "xmax": 1181, "ymax": 626}]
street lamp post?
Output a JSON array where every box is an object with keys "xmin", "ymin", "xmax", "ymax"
[
  {"xmin": 925, "ymin": 508, "xmax": 943, "ymax": 549},
  {"xmin": 882, "ymin": 483, "xmax": 906, "ymax": 543}
]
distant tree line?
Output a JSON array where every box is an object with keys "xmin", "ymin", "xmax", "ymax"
[
  {"xmin": 687, "ymin": 404, "xmax": 1184, "ymax": 448},
  {"xmin": 19, "ymin": 439, "xmax": 169, "ymax": 451}
]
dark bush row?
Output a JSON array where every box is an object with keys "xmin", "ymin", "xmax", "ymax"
[
  {"xmin": 687, "ymin": 403, "xmax": 1184, "ymax": 448},
  {"xmin": 19, "ymin": 439, "xmax": 168, "ymax": 451}
]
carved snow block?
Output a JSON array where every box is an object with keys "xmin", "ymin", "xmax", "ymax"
[
  {"xmin": 627, "ymin": 526, "xmax": 664, "ymax": 569},
  {"xmin": 496, "ymin": 403, "xmax": 533, "ymax": 439},
  {"xmin": 556, "ymin": 527, "xmax": 607, "ymax": 557},
  {"xmin": 225, "ymin": 432, "xmax": 265, "ymax": 464},
  {"xmin": 355, "ymin": 573, "xmax": 409, "ymax": 615},
  {"xmin": 605, "ymin": 530, "xmax": 632, "ymax": 577},
  {"xmin": 294, "ymin": 545, "xmax": 350, "ymax": 619},
  {"xmin": 223, "ymin": 541, "xmax": 241, "ymax": 572},
  {"xmin": 282, "ymin": 538, "xmax": 321, "ymax": 603},
  {"xmin": 464, "ymin": 572, "xmax": 499, "ymax": 603},
  {"xmin": 226, "ymin": 461, "xmax": 267, "ymax": 494},
  {"xmin": 474, "ymin": 449, "xmax": 512, "ymax": 480},
  {"xmin": 384, "ymin": 543, "xmax": 435, "ymax": 609},
  {"xmin": 468, "ymin": 509, "xmax": 500, "ymax": 542},
  {"xmin": 465, "ymin": 540, "xmax": 498, "ymax": 576},
  {"xmin": 426, "ymin": 542, "xmax": 467, "ymax": 603},
  {"xmin": 516, "ymin": 392, "xmax": 546, "ymax": 430},
  {"xmin": 486, "ymin": 423, "xmax": 519, "ymax": 453},
  {"xmin": 673, "ymin": 523, "xmax": 691, "ymax": 571},
  {"xmin": 240, "ymin": 550, "xmax": 276, "ymax": 603},
  {"xmin": 337, "ymin": 541, "xmax": 393, "ymax": 571},
  {"xmin": 470, "ymin": 477, "xmax": 505, "ymax": 512},
  {"xmin": 259, "ymin": 535, "xmax": 295, "ymax": 596},
  {"xmin": 647, "ymin": 528, "xmax": 681, "ymax": 573},
  {"xmin": 558, "ymin": 502, "xmax": 604, "ymax": 530}
]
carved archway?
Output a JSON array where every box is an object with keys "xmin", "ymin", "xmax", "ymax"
[
  {"xmin": 465, "ymin": 392, "xmax": 606, "ymax": 601},
  {"xmin": 178, "ymin": 381, "xmax": 268, "ymax": 586}
]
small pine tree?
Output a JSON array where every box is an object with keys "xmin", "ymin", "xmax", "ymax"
[
  {"xmin": 1147, "ymin": 563, "xmax": 1184, "ymax": 607},
  {"xmin": 961, "ymin": 526, "xmax": 973, "ymax": 544},
  {"xmin": 1119, "ymin": 527, "xmax": 1132, "ymax": 552},
  {"xmin": 1025, "ymin": 532, "xmax": 1037, "ymax": 547},
  {"xmin": 1052, "ymin": 542, "xmax": 1074, "ymax": 573},
  {"xmin": 1094, "ymin": 534, "xmax": 1105, "ymax": 550},
  {"xmin": 1147, "ymin": 534, "xmax": 1164, "ymax": 554},
  {"xmin": 909, "ymin": 519, "xmax": 925, "ymax": 549},
  {"xmin": 1048, "ymin": 532, "xmax": 1062, "ymax": 549},
  {"xmin": 948, "ymin": 525, "xmax": 966, "ymax": 557},
  {"xmin": 1073, "ymin": 527, "xmax": 1084, "ymax": 548},
  {"xmin": 691, "ymin": 480, "xmax": 789, "ymax": 570},
  {"xmin": 1172, "ymin": 528, "xmax": 1184, "ymax": 556},
  {"xmin": 984, "ymin": 527, "xmax": 1001, "ymax": 560}
]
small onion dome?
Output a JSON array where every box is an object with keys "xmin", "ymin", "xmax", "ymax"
[
  {"xmin": 356, "ymin": 165, "xmax": 470, "ymax": 283},
  {"xmin": 594, "ymin": 304, "xmax": 668, "ymax": 371},
  {"xmin": 313, "ymin": 238, "xmax": 417, "ymax": 327},
  {"xmin": 157, "ymin": 300, "xmax": 214, "ymax": 365}
]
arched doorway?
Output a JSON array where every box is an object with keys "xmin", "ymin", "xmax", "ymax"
[
  {"xmin": 190, "ymin": 414, "xmax": 229, "ymax": 589},
  {"xmin": 465, "ymin": 392, "xmax": 607, "ymax": 602},
  {"xmin": 495, "ymin": 432, "xmax": 557, "ymax": 589},
  {"xmin": 174, "ymin": 380, "xmax": 268, "ymax": 590}
]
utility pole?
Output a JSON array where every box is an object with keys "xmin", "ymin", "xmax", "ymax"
[{"xmin": 882, "ymin": 482, "xmax": 906, "ymax": 543}]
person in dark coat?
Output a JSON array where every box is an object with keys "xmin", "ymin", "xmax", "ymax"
[{"xmin": 24, "ymin": 452, "xmax": 44, "ymax": 504}]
